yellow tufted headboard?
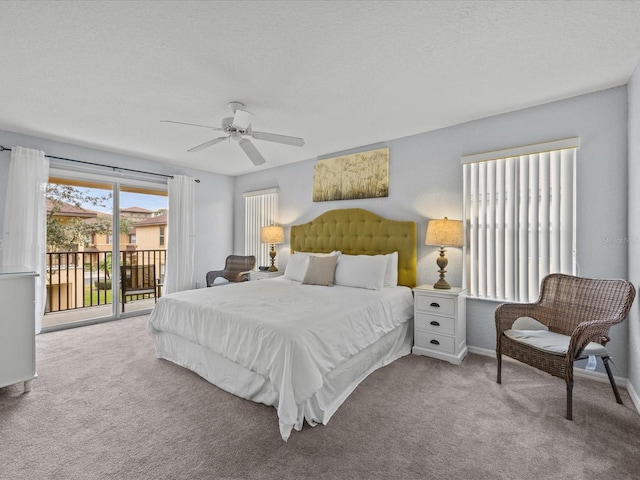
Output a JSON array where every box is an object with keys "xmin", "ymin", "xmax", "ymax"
[{"xmin": 290, "ymin": 208, "xmax": 417, "ymax": 287}]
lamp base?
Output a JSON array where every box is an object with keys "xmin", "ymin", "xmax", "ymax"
[
  {"xmin": 434, "ymin": 246, "xmax": 451, "ymax": 289},
  {"xmin": 268, "ymin": 244, "xmax": 278, "ymax": 272},
  {"xmin": 433, "ymin": 278, "xmax": 452, "ymax": 289}
]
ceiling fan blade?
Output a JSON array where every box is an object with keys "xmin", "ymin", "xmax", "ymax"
[
  {"xmin": 232, "ymin": 109, "xmax": 254, "ymax": 129},
  {"xmin": 251, "ymin": 131, "xmax": 305, "ymax": 147},
  {"xmin": 187, "ymin": 136, "xmax": 228, "ymax": 152},
  {"xmin": 161, "ymin": 120, "xmax": 222, "ymax": 130},
  {"xmin": 238, "ymin": 139, "xmax": 266, "ymax": 166}
]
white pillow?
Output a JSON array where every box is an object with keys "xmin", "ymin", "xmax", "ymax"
[
  {"xmin": 284, "ymin": 253, "xmax": 310, "ymax": 282},
  {"xmin": 334, "ymin": 254, "xmax": 387, "ymax": 290},
  {"xmin": 384, "ymin": 251, "xmax": 398, "ymax": 287},
  {"xmin": 294, "ymin": 250, "xmax": 341, "ymax": 257},
  {"xmin": 285, "ymin": 250, "xmax": 341, "ymax": 282}
]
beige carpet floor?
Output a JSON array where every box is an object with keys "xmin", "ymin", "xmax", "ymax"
[{"xmin": 1, "ymin": 315, "xmax": 640, "ymax": 480}]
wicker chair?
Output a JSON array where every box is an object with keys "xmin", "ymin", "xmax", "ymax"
[
  {"xmin": 495, "ymin": 273, "xmax": 636, "ymax": 420},
  {"xmin": 206, "ymin": 255, "xmax": 256, "ymax": 287}
]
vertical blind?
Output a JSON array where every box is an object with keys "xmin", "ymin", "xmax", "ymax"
[
  {"xmin": 462, "ymin": 138, "xmax": 578, "ymax": 302},
  {"xmin": 244, "ymin": 188, "xmax": 279, "ymax": 268}
]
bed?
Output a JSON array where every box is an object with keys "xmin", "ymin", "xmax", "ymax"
[{"xmin": 147, "ymin": 208, "xmax": 417, "ymax": 440}]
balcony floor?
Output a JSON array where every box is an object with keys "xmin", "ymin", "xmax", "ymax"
[{"xmin": 43, "ymin": 297, "xmax": 156, "ymax": 329}]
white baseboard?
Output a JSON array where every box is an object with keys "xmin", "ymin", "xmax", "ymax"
[
  {"xmin": 467, "ymin": 346, "xmax": 640, "ymax": 416},
  {"xmin": 467, "ymin": 346, "xmax": 627, "ymax": 387},
  {"xmin": 627, "ymin": 379, "xmax": 640, "ymax": 413},
  {"xmin": 467, "ymin": 346, "xmax": 495, "ymax": 357}
]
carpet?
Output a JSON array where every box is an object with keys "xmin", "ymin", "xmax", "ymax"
[{"xmin": 1, "ymin": 315, "xmax": 639, "ymax": 479}]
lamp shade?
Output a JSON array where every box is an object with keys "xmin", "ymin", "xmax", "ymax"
[
  {"xmin": 425, "ymin": 217, "xmax": 464, "ymax": 247},
  {"xmin": 260, "ymin": 225, "xmax": 284, "ymax": 244}
]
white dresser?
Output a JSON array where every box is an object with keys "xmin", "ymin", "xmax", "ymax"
[
  {"xmin": 412, "ymin": 285, "xmax": 467, "ymax": 365},
  {"xmin": 0, "ymin": 267, "xmax": 37, "ymax": 392}
]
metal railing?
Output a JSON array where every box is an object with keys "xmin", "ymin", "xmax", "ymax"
[{"xmin": 45, "ymin": 249, "xmax": 166, "ymax": 313}]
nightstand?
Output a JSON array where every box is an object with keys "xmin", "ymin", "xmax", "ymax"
[
  {"xmin": 249, "ymin": 270, "xmax": 284, "ymax": 281},
  {"xmin": 412, "ymin": 285, "xmax": 467, "ymax": 365}
]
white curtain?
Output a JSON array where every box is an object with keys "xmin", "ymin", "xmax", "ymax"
[
  {"xmin": 164, "ymin": 175, "xmax": 195, "ymax": 294},
  {"xmin": 2, "ymin": 147, "xmax": 49, "ymax": 333}
]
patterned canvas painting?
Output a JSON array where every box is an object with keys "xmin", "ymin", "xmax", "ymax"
[{"xmin": 312, "ymin": 147, "xmax": 389, "ymax": 202}]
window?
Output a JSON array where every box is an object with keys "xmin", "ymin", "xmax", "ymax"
[
  {"xmin": 129, "ymin": 234, "xmax": 136, "ymax": 244},
  {"xmin": 462, "ymin": 138, "xmax": 578, "ymax": 302},
  {"xmin": 159, "ymin": 227, "xmax": 165, "ymax": 246},
  {"xmin": 244, "ymin": 188, "xmax": 279, "ymax": 268}
]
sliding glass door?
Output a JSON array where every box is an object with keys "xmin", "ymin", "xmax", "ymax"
[{"xmin": 42, "ymin": 176, "xmax": 167, "ymax": 331}]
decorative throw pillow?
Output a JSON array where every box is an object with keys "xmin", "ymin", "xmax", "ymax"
[
  {"xmin": 302, "ymin": 255, "xmax": 339, "ymax": 286},
  {"xmin": 285, "ymin": 251, "xmax": 342, "ymax": 282},
  {"xmin": 334, "ymin": 254, "xmax": 387, "ymax": 290}
]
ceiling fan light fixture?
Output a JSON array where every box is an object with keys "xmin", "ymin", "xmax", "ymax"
[{"xmin": 230, "ymin": 131, "xmax": 244, "ymax": 142}]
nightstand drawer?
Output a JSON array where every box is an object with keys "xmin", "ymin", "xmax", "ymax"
[
  {"xmin": 415, "ymin": 295, "xmax": 455, "ymax": 316},
  {"xmin": 415, "ymin": 313, "xmax": 455, "ymax": 335},
  {"xmin": 414, "ymin": 331, "xmax": 455, "ymax": 354}
]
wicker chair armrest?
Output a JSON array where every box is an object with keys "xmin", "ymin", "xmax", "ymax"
[
  {"xmin": 206, "ymin": 269, "xmax": 225, "ymax": 287},
  {"xmin": 234, "ymin": 271, "xmax": 252, "ymax": 282},
  {"xmin": 495, "ymin": 303, "xmax": 543, "ymax": 333},
  {"xmin": 568, "ymin": 320, "xmax": 614, "ymax": 357}
]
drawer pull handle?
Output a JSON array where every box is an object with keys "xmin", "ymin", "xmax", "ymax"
[
  {"xmin": 430, "ymin": 339, "xmax": 440, "ymax": 345},
  {"xmin": 430, "ymin": 302, "xmax": 440, "ymax": 308},
  {"xmin": 430, "ymin": 321, "xmax": 440, "ymax": 326}
]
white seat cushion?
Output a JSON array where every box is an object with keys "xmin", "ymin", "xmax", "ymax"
[
  {"xmin": 504, "ymin": 328, "xmax": 609, "ymax": 357},
  {"xmin": 512, "ymin": 316, "xmax": 548, "ymax": 331}
]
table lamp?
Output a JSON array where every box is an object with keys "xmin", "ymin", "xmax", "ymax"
[
  {"xmin": 260, "ymin": 225, "xmax": 284, "ymax": 272},
  {"xmin": 425, "ymin": 217, "xmax": 464, "ymax": 289}
]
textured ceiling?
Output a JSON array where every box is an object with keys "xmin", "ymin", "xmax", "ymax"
[{"xmin": 1, "ymin": 0, "xmax": 640, "ymax": 176}]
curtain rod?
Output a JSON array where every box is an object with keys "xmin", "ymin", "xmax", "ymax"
[{"xmin": 0, "ymin": 145, "xmax": 200, "ymax": 183}]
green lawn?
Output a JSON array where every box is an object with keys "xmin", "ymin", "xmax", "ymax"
[
  {"xmin": 84, "ymin": 286, "xmax": 113, "ymax": 306},
  {"xmin": 83, "ymin": 286, "xmax": 153, "ymax": 307}
]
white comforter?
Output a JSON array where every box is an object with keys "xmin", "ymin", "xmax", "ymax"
[{"xmin": 147, "ymin": 277, "xmax": 413, "ymax": 440}]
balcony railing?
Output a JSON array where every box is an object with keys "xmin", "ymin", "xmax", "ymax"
[{"xmin": 45, "ymin": 249, "xmax": 166, "ymax": 314}]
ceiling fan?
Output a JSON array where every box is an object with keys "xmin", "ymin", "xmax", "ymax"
[{"xmin": 161, "ymin": 102, "xmax": 305, "ymax": 166}]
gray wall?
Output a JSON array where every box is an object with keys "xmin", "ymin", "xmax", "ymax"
[
  {"xmin": 628, "ymin": 62, "xmax": 640, "ymax": 399},
  {"xmin": 0, "ymin": 85, "xmax": 633, "ymax": 380},
  {"xmin": 234, "ymin": 86, "xmax": 631, "ymax": 375},
  {"xmin": 0, "ymin": 129, "xmax": 235, "ymax": 290}
]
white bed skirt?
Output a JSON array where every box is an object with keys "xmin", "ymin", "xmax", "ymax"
[{"xmin": 151, "ymin": 318, "xmax": 413, "ymax": 439}]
